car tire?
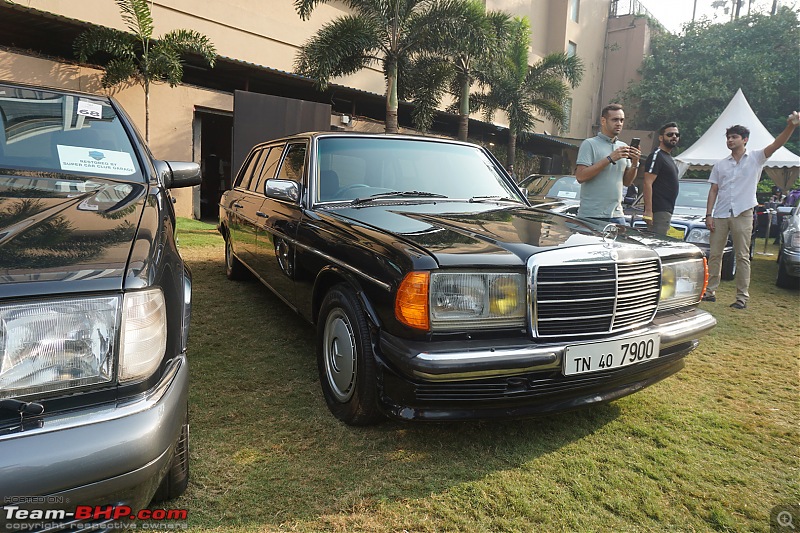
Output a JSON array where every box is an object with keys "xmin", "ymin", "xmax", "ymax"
[
  {"xmin": 776, "ymin": 252, "xmax": 799, "ymax": 289},
  {"xmin": 317, "ymin": 285, "xmax": 384, "ymax": 426},
  {"xmin": 721, "ymin": 251, "xmax": 736, "ymax": 280},
  {"xmin": 152, "ymin": 409, "xmax": 189, "ymax": 502},
  {"xmin": 225, "ymin": 237, "xmax": 248, "ymax": 281}
]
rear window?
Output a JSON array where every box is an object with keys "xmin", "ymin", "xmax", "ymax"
[{"xmin": 0, "ymin": 84, "xmax": 144, "ymax": 181}]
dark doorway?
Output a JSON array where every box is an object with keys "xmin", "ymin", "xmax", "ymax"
[{"xmin": 197, "ymin": 111, "xmax": 233, "ymax": 221}]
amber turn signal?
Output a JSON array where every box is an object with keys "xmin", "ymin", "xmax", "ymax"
[{"xmin": 396, "ymin": 272, "xmax": 430, "ymax": 330}]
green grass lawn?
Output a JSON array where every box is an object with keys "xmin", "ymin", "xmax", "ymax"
[{"xmin": 174, "ymin": 217, "xmax": 799, "ymax": 532}]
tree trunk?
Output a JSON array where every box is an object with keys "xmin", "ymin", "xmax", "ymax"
[
  {"xmin": 507, "ymin": 130, "xmax": 516, "ymax": 173},
  {"xmin": 385, "ymin": 62, "xmax": 399, "ymax": 134},
  {"xmin": 458, "ymin": 79, "xmax": 470, "ymax": 141},
  {"xmin": 144, "ymin": 80, "xmax": 150, "ymax": 145}
]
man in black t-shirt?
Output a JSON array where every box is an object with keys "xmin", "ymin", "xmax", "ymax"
[{"xmin": 643, "ymin": 122, "xmax": 681, "ymax": 235}]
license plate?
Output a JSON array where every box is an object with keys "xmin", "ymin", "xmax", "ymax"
[
  {"xmin": 563, "ymin": 333, "xmax": 660, "ymax": 376},
  {"xmin": 667, "ymin": 226, "xmax": 686, "ymax": 239}
]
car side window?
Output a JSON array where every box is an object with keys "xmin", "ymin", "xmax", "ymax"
[
  {"xmin": 275, "ymin": 143, "xmax": 307, "ymax": 184},
  {"xmin": 234, "ymin": 149, "xmax": 265, "ymax": 190},
  {"xmin": 253, "ymin": 144, "xmax": 284, "ymax": 193}
]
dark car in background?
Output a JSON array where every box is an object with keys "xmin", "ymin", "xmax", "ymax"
[
  {"xmin": 776, "ymin": 205, "xmax": 800, "ymax": 289},
  {"xmin": 0, "ymin": 82, "xmax": 199, "ymax": 527},
  {"xmin": 626, "ymin": 179, "xmax": 756, "ymax": 280},
  {"xmin": 517, "ymin": 174, "xmax": 580, "ymax": 215},
  {"xmin": 219, "ymin": 132, "xmax": 716, "ymax": 426}
]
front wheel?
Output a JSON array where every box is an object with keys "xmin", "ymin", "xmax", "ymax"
[
  {"xmin": 152, "ymin": 408, "xmax": 189, "ymax": 502},
  {"xmin": 721, "ymin": 251, "xmax": 736, "ymax": 280},
  {"xmin": 317, "ymin": 285, "xmax": 384, "ymax": 425}
]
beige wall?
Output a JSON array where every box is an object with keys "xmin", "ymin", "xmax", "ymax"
[
  {"xmin": 485, "ymin": 0, "xmax": 611, "ymax": 139},
  {"xmin": 601, "ymin": 14, "xmax": 650, "ymax": 116},
  {"xmin": 1, "ymin": 49, "xmax": 232, "ymax": 218},
  {"xmin": 19, "ymin": 0, "xmax": 387, "ymax": 96}
]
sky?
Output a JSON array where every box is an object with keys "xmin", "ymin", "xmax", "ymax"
[{"xmin": 639, "ymin": 0, "xmax": 783, "ymax": 33}]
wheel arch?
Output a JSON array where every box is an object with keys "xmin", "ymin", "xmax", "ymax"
[{"xmin": 312, "ymin": 266, "xmax": 383, "ymax": 330}]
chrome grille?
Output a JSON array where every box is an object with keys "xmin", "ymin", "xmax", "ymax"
[{"xmin": 532, "ymin": 249, "xmax": 660, "ymax": 337}]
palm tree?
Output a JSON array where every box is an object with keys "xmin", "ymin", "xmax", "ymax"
[
  {"xmin": 294, "ymin": 0, "xmax": 477, "ymax": 134},
  {"xmin": 476, "ymin": 17, "xmax": 583, "ymax": 168},
  {"xmin": 405, "ymin": 4, "xmax": 511, "ymax": 140},
  {"xmin": 74, "ymin": 0, "xmax": 216, "ymax": 143}
]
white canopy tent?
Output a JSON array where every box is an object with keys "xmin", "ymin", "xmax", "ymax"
[{"xmin": 675, "ymin": 88, "xmax": 800, "ymax": 191}]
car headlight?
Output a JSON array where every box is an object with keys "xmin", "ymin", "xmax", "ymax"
[
  {"xmin": 784, "ymin": 228, "xmax": 800, "ymax": 250},
  {"xmin": 659, "ymin": 258, "xmax": 707, "ymax": 311},
  {"xmin": 686, "ymin": 228, "xmax": 710, "ymax": 244},
  {"xmin": 0, "ymin": 289, "xmax": 167, "ymax": 399},
  {"xmin": 396, "ymin": 272, "xmax": 526, "ymax": 331}
]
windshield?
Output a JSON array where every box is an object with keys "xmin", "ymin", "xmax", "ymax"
[
  {"xmin": 0, "ymin": 84, "xmax": 144, "ymax": 181},
  {"xmin": 315, "ymin": 137, "xmax": 520, "ymax": 203}
]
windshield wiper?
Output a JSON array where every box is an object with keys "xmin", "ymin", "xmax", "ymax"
[
  {"xmin": 468, "ymin": 195, "xmax": 522, "ymax": 203},
  {"xmin": 351, "ymin": 190, "xmax": 448, "ymax": 205}
]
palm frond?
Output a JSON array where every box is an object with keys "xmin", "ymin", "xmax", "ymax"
[
  {"xmin": 160, "ymin": 29, "xmax": 217, "ymax": 65},
  {"xmin": 295, "ymin": 15, "xmax": 381, "ymax": 88},
  {"xmin": 74, "ymin": 27, "xmax": 137, "ymax": 63},
  {"xmin": 102, "ymin": 57, "xmax": 139, "ymax": 87},
  {"xmin": 115, "ymin": 0, "xmax": 153, "ymax": 40}
]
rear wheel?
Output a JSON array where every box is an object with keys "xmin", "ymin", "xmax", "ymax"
[
  {"xmin": 225, "ymin": 236, "xmax": 248, "ymax": 281},
  {"xmin": 317, "ymin": 285, "xmax": 384, "ymax": 425},
  {"xmin": 152, "ymin": 409, "xmax": 189, "ymax": 502}
]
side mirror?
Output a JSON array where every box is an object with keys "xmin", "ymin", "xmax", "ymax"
[
  {"xmin": 154, "ymin": 160, "xmax": 202, "ymax": 189},
  {"xmin": 265, "ymin": 179, "xmax": 300, "ymax": 202}
]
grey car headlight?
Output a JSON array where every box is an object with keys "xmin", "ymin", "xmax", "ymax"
[
  {"xmin": 659, "ymin": 258, "xmax": 706, "ymax": 311},
  {"xmin": 784, "ymin": 228, "xmax": 800, "ymax": 250},
  {"xmin": 430, "ymin": 272, "xmax": 526, "ymax": 330},
  {"xmin": 686, "ymin": 228, "xmax": 710, "ymax": 244},
  {"xmin": 0, "ymin": 289, "xmax": 167, "ymax": 399}
]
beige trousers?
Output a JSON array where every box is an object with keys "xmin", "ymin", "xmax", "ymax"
[{"xmin": 706, "ymin": 209, "xmax": 753, "ymax": 304}]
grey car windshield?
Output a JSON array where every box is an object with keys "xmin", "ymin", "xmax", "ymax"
[
  {"xmin": 315, "ymin": 137, "xmax": 520, "ymax": 202},
  {"xmin": 0, "ymin": 84, "xmax": 143, "ymax": 181}
]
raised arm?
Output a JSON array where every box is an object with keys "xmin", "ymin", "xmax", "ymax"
[{"xmin": 764, "ymin": 111, "xmax": 799, "ymax": 159}]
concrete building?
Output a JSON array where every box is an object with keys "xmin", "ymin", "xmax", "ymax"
[{"xmin": 0, "ymin": 0, "xmax": 663, "ymax": 219}]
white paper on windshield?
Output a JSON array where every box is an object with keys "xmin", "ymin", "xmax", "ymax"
[
  {"xmin": 77, "ymin": 100, "xmax": 103, "ymax": 119},
  {"xmin": 57, "ymin": 145, "xmax": 136, "ymax": 176},
  {"xmin": 557, "ymin": 191, "xmax": 577, "ymax": 199}
]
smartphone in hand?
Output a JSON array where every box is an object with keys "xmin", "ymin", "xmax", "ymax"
[{"xmin": 629, "ymin": 137, "xmax": 640, "ymax": 159}]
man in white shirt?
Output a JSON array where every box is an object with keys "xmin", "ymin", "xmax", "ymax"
[{"xmin": 703, "ymin": 112, "xmax": 799, "ymax": 309}]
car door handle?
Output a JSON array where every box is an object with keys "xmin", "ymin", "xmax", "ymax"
[
  {"xmin": 256, "ymin": 211, "xmax": 268, "ymax": 218},
  {"xmin": 233, "ymin": 202, "xmax": 243, "ymax": 209}
]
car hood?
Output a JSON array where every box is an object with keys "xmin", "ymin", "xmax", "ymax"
[
  {"xmin": 328, "ymin": 201, "xmax": 688, "ymax": 267},
  {"xmin": 0, "ymin": 173, "xmax": 147, "ymax": 297}
]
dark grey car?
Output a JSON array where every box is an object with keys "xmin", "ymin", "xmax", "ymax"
[{"xmin": 0, "ymin": 82, "xmax": 200, "ymax": 528}]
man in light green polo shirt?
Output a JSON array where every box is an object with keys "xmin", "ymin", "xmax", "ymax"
[{"xmin": 576, "ymin": 103, "xmax": 641, "ymax": 224}]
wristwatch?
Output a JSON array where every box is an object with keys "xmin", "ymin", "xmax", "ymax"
[{"xmin": 607, "ymin": 155, "xmax": 615, "ymax": 165}]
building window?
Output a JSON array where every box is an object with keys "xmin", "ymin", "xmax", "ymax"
[
  {"xmin": 570, "ymin": 0, "xmax": 580, "ymax": 22},
  {"xmin": 561, "ymin": 98, "xmax": 572, "ymax": 135},
  {"xmin": 567, "ymin": 41, "xmax": 577, "ymax": 58}
]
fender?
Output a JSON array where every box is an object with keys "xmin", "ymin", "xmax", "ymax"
[{"xmin": 312, "ymin": 264, "xmax": 383, "ymax": 330}]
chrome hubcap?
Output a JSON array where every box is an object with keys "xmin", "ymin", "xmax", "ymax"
[{"xmin": 323, "ymin": 309, "xmax": 356, "ymax": 402}]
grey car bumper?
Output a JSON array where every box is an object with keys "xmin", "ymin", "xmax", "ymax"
[
  {"xmin": 781, "ymin": 247, "xmax": 800, "ymax": 277},
  {"xmin": 0, "ymin": 354, "xmax": 188, "ymax": 522}
]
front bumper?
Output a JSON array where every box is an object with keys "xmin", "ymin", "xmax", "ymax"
[
  {"xmin": 0, "ymin": 355, "xmax": 188, "ymax": 527},
  {"xmin": 377, "ymin": 309, "xmax": 715, "ymax": 420},
  {"xmin": 781, "ymin": 247, "xmax": 800, "ymax": 277}
]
